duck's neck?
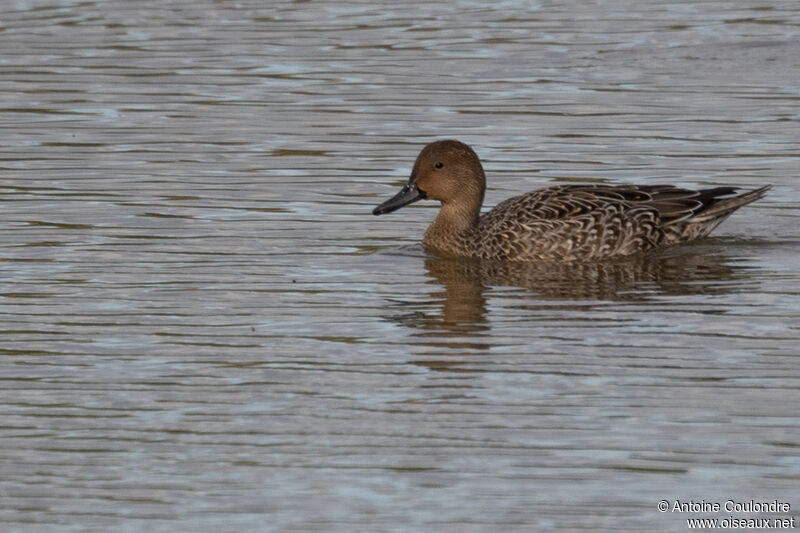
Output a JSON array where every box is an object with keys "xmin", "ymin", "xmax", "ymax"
[{"xmin": 423, "ymin": 202, "xmax": 480, "ymax": 256}]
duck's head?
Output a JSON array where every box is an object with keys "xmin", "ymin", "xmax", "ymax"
[{"xmin": 372, "ymin": 140, "xmax": 486, "ymax": 216}]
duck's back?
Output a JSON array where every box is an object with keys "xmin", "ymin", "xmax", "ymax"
[{"xmin": 463, "ymin": 184, "xmax": 769, "ymax": 262}]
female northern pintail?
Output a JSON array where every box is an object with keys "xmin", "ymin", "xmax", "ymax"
[{"xmin": 373, "ymin": 140, "xmax": 770, "ymax": 262}]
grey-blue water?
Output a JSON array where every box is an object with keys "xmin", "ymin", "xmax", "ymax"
[{"xmin": 1, "ymin": 1, "xmax": 798, "ymax": 531}]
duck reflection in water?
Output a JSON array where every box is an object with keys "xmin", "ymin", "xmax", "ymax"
[{"xmin": 390, "ymin": 243, "xmax": 754, "ymax": 342}]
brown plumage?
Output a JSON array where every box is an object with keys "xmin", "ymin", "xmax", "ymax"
[{"xmin": 372, "ymin": 140, "xmax": 770, "ymax": 262}]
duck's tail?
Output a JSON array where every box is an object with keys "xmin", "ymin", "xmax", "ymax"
[
  {"xmin": 691, "ymin": 185, "xmax": 771, "ymax": 223},
  {"xmin": 666, "ymin": 185, "xmax": 771, "ymax": 244}
]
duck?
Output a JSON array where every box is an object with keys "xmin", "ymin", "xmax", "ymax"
[{"xmin": 372, "ymin": 140, "xmax": 770, "ymax": 262}]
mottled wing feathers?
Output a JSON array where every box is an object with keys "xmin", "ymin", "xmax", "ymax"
[
  {"xmin": 467, "ymin": 184, "xmax": 762, "ymax": 261},
  {"xmin": 471, "ymin": 186, "xmax": 662, "ymax": 261}
]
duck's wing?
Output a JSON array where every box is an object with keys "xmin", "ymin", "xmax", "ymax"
[
  {"xmin": 612, "ymin": 185, "xmax": 744, "ymax": 225},
  {"xmin": 575, "ymin": 184, "xmax": 770, "ymax": 238},
  {"xmin": 474, "ymin": 186, "xmax": 663, "ymax": 261},
  {"xmin": 474, "ymin": 184, "xmax": 768, "ymax": 261},
  {"xmin": 492, "ymin": 184, "xmax": 741, "ymax": 224}
]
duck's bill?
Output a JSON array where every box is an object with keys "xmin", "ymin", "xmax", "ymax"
[{"xmin": 372, "ymin": 183, "xmax": 426, "ymax": 215}]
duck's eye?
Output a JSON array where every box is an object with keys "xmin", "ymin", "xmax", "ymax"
[{"xmin": 434, "ymin": 162, "xmax": 444, "ymax": 169}]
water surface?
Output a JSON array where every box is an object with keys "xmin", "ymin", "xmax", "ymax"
[{"xmin": 1, "ymin": 1, "xmax": 799, "ymax": 531}]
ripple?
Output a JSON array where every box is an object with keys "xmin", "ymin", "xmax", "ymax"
[{"xmin": 0, "ymin": 0, "xmax": 799, "ymax": 532}]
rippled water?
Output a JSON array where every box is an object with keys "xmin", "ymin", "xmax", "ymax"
[{"xmin": 1, "ymin": 1, "xmax": 799, "ymax": 531}]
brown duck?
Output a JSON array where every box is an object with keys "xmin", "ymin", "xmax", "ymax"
[{"xmin": 373, "ymin": 140, "xmax": 770, "ymax": 261}]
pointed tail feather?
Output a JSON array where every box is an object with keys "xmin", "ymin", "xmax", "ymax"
[
  {"xmin": 691, "ymin": 185, "xmax": 771, "ymax": 223},
  {"xmin": 663, "ymin": 185, "xmax": 770, "ymax": 245}
]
